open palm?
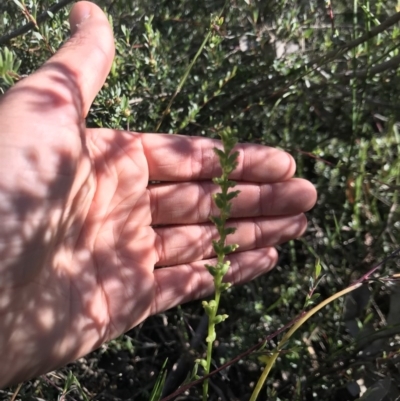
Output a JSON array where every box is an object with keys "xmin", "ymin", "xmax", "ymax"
[{"xmin": 0, "ymin": 2, "xmax": 316, "ymax": 388}]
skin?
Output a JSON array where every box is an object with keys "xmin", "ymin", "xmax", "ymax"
[{"xmin": 0, "ymin": 1, "xmax": 317, "ymax": 388}]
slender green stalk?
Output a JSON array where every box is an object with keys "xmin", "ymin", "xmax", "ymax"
[
  {"xmin": 201, "ymin": 127, "xmax": 240, "ymax": 401},
  {"xmin": 351, "ymin": 0, "xmax": 359, "ymax": 139},
  {"xmin": 203, "ymin": 286, "xmax": 222, "ymax": 400},
  {"xmin": 348, "ymin": 0, "xmax": 360, "ymax": 231},
  {"xmin": 155, "ymin": 28, "xmax": 212, "ymax": 132},
  {"xmin": 155, "ymin": 2, "xmax": 228, "ymax": 132},
  {"xmin": 353, "ymin": 138, "xmax": 369, "ymax": 230}
]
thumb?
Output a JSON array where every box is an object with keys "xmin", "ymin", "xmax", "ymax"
[
  {"xmin": 5, "ymin": 1, "xmax": 115, "ymax": 118},
  {"xmin": 62, "ymin": 1, "xmax": 115, "ymax": 115}
]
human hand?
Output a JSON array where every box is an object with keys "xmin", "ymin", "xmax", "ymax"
[{"xmin": 0, "ymin": 1, "xmax": 316, "ymax": 388}]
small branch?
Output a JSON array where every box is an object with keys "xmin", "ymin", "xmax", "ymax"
[
  {"xmin": 264, "ymin": 12, "xmax": 400, "ymax": 101},
  {"xmin": 160, "ymin": 246, "xmax": 400, "ymax": 401},
  {"xmin": 306, "ymin": 11, "xmax": 400, "ymax": 69},
  {"xmin": 250, "ymin": 283, "xmax": 362, "ymax": 401},
  {"xmin": 337, "ymin": 53, "xmax": 400, "ymax": 79},
  {"xmin": 154, "ymin": 27, "xmax": 213, "ymax": 132},
  {"xmin": 0, "ymin": 0, "xmax": 75, "ymax": 46},
  {"xmin": 10, "ymin": 383, "xmax": 22, "ymax": 401},
  {"xmin": 353, "ymin": 247, "xmax": 400, "ymax": 285}
]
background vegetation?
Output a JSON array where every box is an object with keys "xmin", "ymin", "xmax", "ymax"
[{"xmin": 1, "ymin": 0, "xmax": 400, "ymax": 400}]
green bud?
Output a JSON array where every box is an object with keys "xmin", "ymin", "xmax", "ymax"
[
  {"xmin": 213, "ymin": 177, "xmax": 224, "ymax": 185},
  {"xmin": 219, "ymin": 261, "xmax": 231, "ymax": 275},
  {"xmin": 220, "ymin": 282, "xmax": 232, "ymax": 292},
  {"xmin": 223, "ymin": 244, "xmax": 238, "ymax": 254},
  {"xmin": 202, "ymin": 300, "xmax": 215, "ymax": 316},
  {"xmin": 196, "ymin": 358, "xmax": 208, "ymax": 369},
  {"xmin": 208, "ymin": 300, "xmax": 217, "ymax": 309},
  {"xmin": 214, "ymin": 314, "xmax": 229, "ymax": 324}
]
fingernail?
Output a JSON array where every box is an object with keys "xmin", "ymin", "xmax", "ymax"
[{"xmin": 70, "ymin": 2, "xmax": 92, "ymax": 35}]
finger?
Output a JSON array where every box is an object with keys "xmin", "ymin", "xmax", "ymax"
[
  {"xmin": 150, "ymin": 178, "xmax": 316, "ymax": 225},
  {"xmin": 3, "ymin": 1, "xmax": 114, "ymax": 118},
  {"xmin": 141, "ymin": 134, "xmax": 296, "ymax": 182},
  {"xmin": 151, "ymin": 248, "xmax": 278, "ymax": 315},
  {"xmin": 154, "ymin": 214, "xmax": 307, "ymax": 266}
]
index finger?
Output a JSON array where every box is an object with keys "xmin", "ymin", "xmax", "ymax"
[{"xmin": 141, "ymin": 134, "xmax": 296, "ymax": 182}]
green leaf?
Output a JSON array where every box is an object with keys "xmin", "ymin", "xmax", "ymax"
[
  {"xmin": 205, "ymin": 264, "xmax": 219, "ymax": 277},
  {"xmin": 305, "ymin": 293, "xmax": 320, "ymax": 307},
  {"xmin": 228, "ymin": 151, "xmax": 239, "ymax": 165},
  {"xmin": 303, "ymin": 28, "xmax": 314, "ymax": 39},
  {"xmin": 226, "ymin": 190, "xmax": 240, "ymax": 201},
  {"xmin": 225, "ymin": 227, "xmax": 237, "ymax": 235},
  {"xmin": 213, "ymin": 147, "xmax": 225, "ymax": 159},
  {"xmin": 149, "ymin": 358, "xmax": 168, "ymax": 401},
  {"xmin": 214, "ymin": 193, "xmax": 225, "ymax": 209},
  {"xmin": 210, "ymin": 215, "xmax": 222, "ymax": 226},
  {"xmin": 315, "ymin": 259, "xmax": 322, "ymax": 279},
  {"xmin": 212, "ymin": 241, "xmax": 223, "ymax": 255},
  {"xmin": 223, "ymin": 244, "xmax": 238, "ymax": 254}
]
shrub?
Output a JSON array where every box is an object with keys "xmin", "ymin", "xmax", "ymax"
[{"xmin": 1, "ymin": 1, "xmax": 400, "ymax": 400}]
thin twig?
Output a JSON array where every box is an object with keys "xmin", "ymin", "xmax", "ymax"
[
  {"xmin": 154, "ymin": 0, "xmax": 229, "ymax": 132},
  {"xmin": 265, "ymin": 11, "xmax": 400, "ymax": 101},
  {"xmin": 10, "ymin": 383, "xmax": 22, "ymax": 401},
  {"xmin": 270, "ymin": 11, "xmax": 400, "ymax": 98},
  {"xmin": 154, "ymin": 26, "xmax": 213, "ymax": 132},
  {"xmin": 337, "ymin": 53, "xmax": 400, "ymax": 79},
  {"xmin": 0, "ymin": 0, "xmax": 75, "ymax": 46},
  {"xmin": 250, "ymin": 283, "xmax": 362, "ymax": 401},
  {"xmin": 306, "ymin": 11, "xmax": 400, "ymax": 69}
]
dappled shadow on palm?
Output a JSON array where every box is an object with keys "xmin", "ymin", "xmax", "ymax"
[{"xmin": 0, "ymin": 61, "xmax": 91, "ymax": 385}]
